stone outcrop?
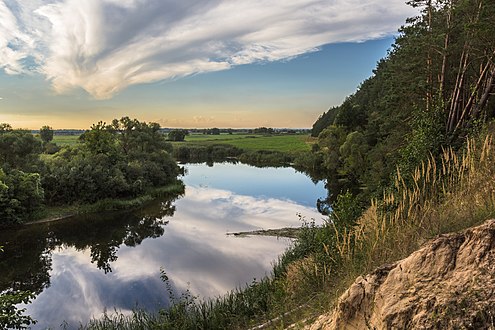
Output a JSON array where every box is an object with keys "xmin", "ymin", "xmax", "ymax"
[{"xmin": 309, "ymin": 219, "xmax": 495, "ymax": 329}]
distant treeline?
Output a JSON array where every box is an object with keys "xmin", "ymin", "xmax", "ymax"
[
  {"xmin": 31, "ymin": 129, "xmax": 85, "ymax": 135},
  {"xmin": 162, "ymin": 127, "xmax": 311, "ymax": 135}
]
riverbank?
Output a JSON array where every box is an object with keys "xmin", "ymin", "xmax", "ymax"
[{"xmin": 25, "ymin": 181, "xmax": 185, "ymax": 226}]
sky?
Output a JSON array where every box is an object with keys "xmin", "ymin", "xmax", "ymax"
[{"xmin": 0, "ymin": 0, "xmax": 418, "ymax": 129}]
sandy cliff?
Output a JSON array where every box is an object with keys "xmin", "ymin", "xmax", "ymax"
[{"xmin": 308, "ymin": 219, "xmax": 495, "ymax": 329}]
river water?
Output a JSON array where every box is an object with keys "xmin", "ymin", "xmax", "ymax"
[{"xmin": 0, "ymin": 162, "xmax": 326, "ymax": 329}]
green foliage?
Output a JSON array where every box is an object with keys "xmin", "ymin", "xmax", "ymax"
[
  {"xmin": 39, "ymin": 125, "xmax": 54, "ymax": 144},
  {"xmin": 0, "ymin": 125, "xmax": 44, "ymax": 224},
  {"xmin": 330, "ymin": 191, "xmax": 363, "ymax": 228},
  {"xmin": 0, "ymin": 126, "xmax": 42, "ymax": 172},
  {"xmin": 43, "ymin": 117, "xmax": 179, "ymax": 205},
  {"xmin": 253, "ymin": 127, "xmax": 274, "ymax": 134},
  {"xmin": 203, "ymin": 128, "xmax": 220, "ymax": 135},
  {"xmin": 43, "ymin": 142, "xmax": 61, "ymax": 155},
  {"xmin": 339, "ymin": 131, "xmax": 369, "ymax": 179},
  {"xmin": 399, "ymin": 103, "xmax": 446, "ymax": 175},
  {"xmin": 308, "ymin": 0, "xmax": 495, "ymax": 205},
  {"xmin": 311, "ymin": 107, "xmax": 338, "ymax": 137},
  {"xmin": 0, "ymin": 246, "xmax": 37, "ymax": 329},
  {"xmin": 0, "ymin": 117, "xmax": 180, "ymax": 222},
  {"xmin": 0, "ymin": 169, "xmax": 44, "ymax": 225},
  {"xmin": 317, "ymin": 126, "xmax": 346, "ymax": 174},
  {"xmin": 0, "ymin": 290, "xmax": 36, "ymax": 329},
  {"xmin": 79, "ymin": 121, "xmax": 117, "ymax": 156},
  {"xmin": 167, "ymin": 129, "xmax": 189, "ymax": 142},
  {"xmin": 334, "ymin": 101, "xmax": 367, "ymax": 131}
]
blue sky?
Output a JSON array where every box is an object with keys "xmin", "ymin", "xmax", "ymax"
[{"xmin": 0, "ymin": 0, "xmax": 417, "ymax": 129}]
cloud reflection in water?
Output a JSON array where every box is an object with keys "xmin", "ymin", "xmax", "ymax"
[{"xmin": 24, "ymin": 179, "xmax": 324, "ymax": 329}]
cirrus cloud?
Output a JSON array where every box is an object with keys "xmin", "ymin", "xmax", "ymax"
[{"xmin": 0, "ymin": 0, "xmax": 417, "ymax": 99}]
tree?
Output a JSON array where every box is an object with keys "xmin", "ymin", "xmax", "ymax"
[
  {"xmin": 0, "ymin": 128, "xmax": 42, "ymax": 171},
  {"xmin": 39, "ymin": 126, "xmax": 53, "ymax": 144},
  {"xmin": 339, "ymin": 131, "xmax": 369, "ymax": 179},
  {"xmin": 0, "ymin": 169, "xmax": 44, "ymax": 224},
  {"xmin": 43, "ymin": 117, "xmax": 180, "ymax": 205},
  {"xmin": 209, "ymin": 128, "xmax": 221, "ymax": 135},
  {"xmin": 0, "ymin": 123, "xmax": 12, "ymax": 132},
  {"xmin": 254, "ymin": 127, "xmax": 274, "ymax": 134},
  {"xmin": 79, "ymin": 121, "xmax": 118, "ymax": 156},
  {"xmin": 168, "ymin": 129, "xmax": 188, "ymax": 142},
  {"xmin": 308, "ymin": 0, "xmax": 495, "ymax": 205}
]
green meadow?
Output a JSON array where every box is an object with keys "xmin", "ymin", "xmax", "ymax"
[
  {"xmin": 52, "ymin": 135, "xmax": 80, "ymax": 146},
  {"xmin": 178, "ymin": 133, "xmax": 313, "ymax": 153}
]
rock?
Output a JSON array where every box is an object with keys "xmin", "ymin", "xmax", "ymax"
[{"xmin": 308, "ymin": 219, "xmax": 495, "ymax": 329}]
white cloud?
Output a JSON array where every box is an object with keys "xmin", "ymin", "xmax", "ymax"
[{"xmin": 0, "ymin": 0, "xmax": 417, "ymax": 99}]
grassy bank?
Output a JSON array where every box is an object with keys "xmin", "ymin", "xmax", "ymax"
[
  {"xmin": 27, "ymin": 181, "xmax": 185, "ymax": 225},
  {"xmin": 83, "ymin": 129, "xmax": 495, "ymax": 329}
]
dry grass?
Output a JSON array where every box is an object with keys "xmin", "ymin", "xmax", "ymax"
[{"xmin": 325, "ymin": 133, "xmax": 495, "ymax": 307}]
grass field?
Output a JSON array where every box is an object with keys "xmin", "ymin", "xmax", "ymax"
[
  {"xmin": 178, "ymin": 133, "xmax": 314, "ymax": 153},
  {"xmin": 50, "ymin": 132, "xmax": 315, "ymax": 153},
  {"xmin": 52, "ymin": 135, "xmax": 80, "ymax": 146}
]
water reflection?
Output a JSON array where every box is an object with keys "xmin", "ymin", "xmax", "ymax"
[
  {"xmin": 183, "ymin": 162, "xmax": 326, "ymax": 208},
  {"xmin": 0, "ymin": 194, "xmax": 180, "ymax": 295},
  {"xmin": 0, "ymin": 163, "xmax": 327, "ymax": 329}
]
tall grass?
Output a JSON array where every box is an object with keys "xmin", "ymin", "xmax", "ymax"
[
  {"xmin": 349, "ymin": 135, "xmax": 495, "ymax": 269},
  {"xmin": 312, "ymin": 133, "xmax": 495, "ymax": 313},
  {"xmin": 83, "ymin": 277, "xmax": 289, "ymax": 330}
]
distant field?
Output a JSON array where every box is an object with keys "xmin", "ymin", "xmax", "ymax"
[
  {"xmin": 179, "ymin": 133, "xmax": 314, "ymax": 153},
  {"xmin": 53, "ymin": 135, "xmax": 80, "ymax": 146},
  {"xmin": 184, "ymin": 134, "xmax": 256, "ymax": 142},
  {"xmin": 50, "ymin": 132, "xmax": 315, "ymax": 153}
]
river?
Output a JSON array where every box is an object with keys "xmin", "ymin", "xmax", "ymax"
[{"xmin": 0, "ymin": 162, "xmax": 326, "ymax": 329}]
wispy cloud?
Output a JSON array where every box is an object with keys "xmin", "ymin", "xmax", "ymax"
[{"xmin": 1, "ymin": 0, "xmax": 417, "ymax": 99}]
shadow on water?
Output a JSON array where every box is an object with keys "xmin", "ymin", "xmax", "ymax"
[{"xmin": 0, "ymin": 192, "xmax": 182, "ymax": 298}]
